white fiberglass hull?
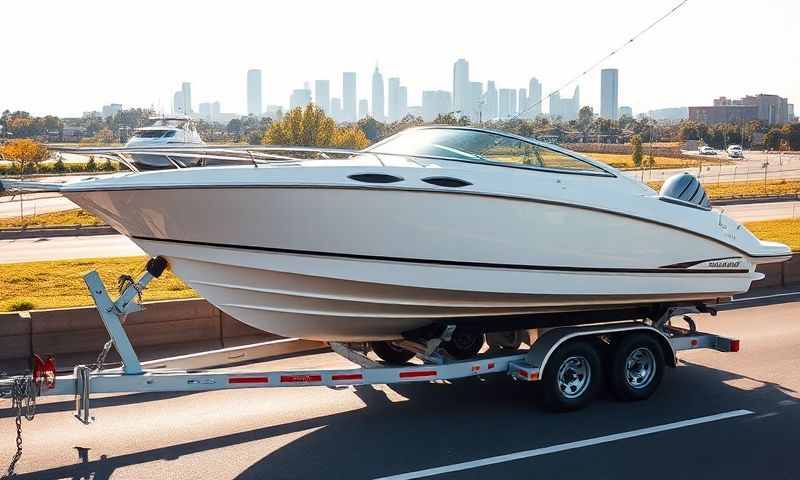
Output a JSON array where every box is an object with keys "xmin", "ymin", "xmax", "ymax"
[{"xmin": 64, "ymin": 180, "xmax": 781, "ymax": 341}]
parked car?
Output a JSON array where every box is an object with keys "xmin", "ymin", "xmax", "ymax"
[
  {"xmin": 727, "ymin": 145, "xmax": 744, "ymax": 158},
  {"xmin": 698, "ymin": 146, "xmax": 717, "ymax": 155}
]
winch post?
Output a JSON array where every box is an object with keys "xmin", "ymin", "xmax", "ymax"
[{"xmin": 83, "ymin": 269, "xmax": 156, "ymax": 375}]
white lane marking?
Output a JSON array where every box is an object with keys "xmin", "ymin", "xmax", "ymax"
[
  {"xmin": 374, "ymin": 409, "xmax": 754, "ymax": 480},
  {"xmin": 731, "ymin": 291, "xmax": 800, "ymax": 302}
]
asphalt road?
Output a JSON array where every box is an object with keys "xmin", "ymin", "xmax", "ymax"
[
  {"xmin": 0, "ymin": 193, "xmax": 77, "ymax": 219},
  {"xmin": 1, "ymin": 300, "xmax": 799, "ymax": 479}
]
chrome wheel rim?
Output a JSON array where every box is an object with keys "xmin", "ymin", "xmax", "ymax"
[
  {"xmin": 557, "ymin": 356, "xmax": 591, "ymax": 399},
  {"xmin": 625, "ymin": 347, "xmax": 656, "ymax": 389}
]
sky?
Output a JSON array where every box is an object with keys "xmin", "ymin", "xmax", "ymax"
[{"xmin": 1, "ymin": 0, "xmax": 798, "ymax": 118}]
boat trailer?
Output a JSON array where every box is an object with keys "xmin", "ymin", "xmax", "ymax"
[{"xmin": 0, "ymin": 257, "xmax": 740, "ymax": 477}]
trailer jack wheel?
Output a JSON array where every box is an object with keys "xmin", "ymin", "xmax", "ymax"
[
  {"xmin": 371, "ymin": 341, "xmax": 415, "ymax": 364},
  {"xmin": 540, "ymin": 340, "xmax": 601, "ymax": 412}
]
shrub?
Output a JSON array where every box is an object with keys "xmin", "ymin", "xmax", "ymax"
[
  {"xmin": 86, "ymin": 156, "xmax": 97, "ymax": 172},
  {"xmin": 9, "ymin": 300, "xmax": 35, "ymax": 312}
]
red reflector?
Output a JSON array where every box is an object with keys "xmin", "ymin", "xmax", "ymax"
[
  {"xmin": 471, "ymin": 365, "xmax": 480, "ymax": 372},
  {"xmin": 730, "ymin": 339, "xmax": 740, "ymax": 352},
  {"xmin": 399, "ymin": 370, "xmax": 437, "ymax": 378},
  {"xmin": 281, "ymin": 374, "xmax": 322, "ymax": 383},
  {"xmin": 332, "ymin": 373, "xmax": 363, "ymax": 381},
  {"xmin": 488, "ymin": 362, "xmax": 495, "ymax": 369},
  {"xmin": 690, "ymin": 339, "xmax": 699, "ymax": 347},
  {"xmin": 516, "ymin": 369, "xmax": 528, "ymax": 378},
  {"xmin": 33, "ymin": 354, "xmax": 56, "ymax": 389},
  {"xmin": 229, "ymin": 377, "xmax": 268, "ymax": 384}
]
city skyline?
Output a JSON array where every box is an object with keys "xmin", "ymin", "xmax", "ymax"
[{"xmin": 2, "ymin": 1, "xmax": 798, "ymax": 118}]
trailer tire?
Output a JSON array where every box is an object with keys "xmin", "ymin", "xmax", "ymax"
[
  {"xmin": 608, "ymin": 333, "xmax": 665, "ymax": 401},
  {"xmin": 540, "ymin": 340, "xmax": 601, "ymax": 412},
  {"xmin": 443, "ymin": 330, "xmax": 485, "ymax": 359},
  {"xmin": 371, "ymin": 341, "xmax": 415, "ymax": 364}
]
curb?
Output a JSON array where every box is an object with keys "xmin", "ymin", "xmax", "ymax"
[{"xmin": 0, "ymin": 225, "xmax": 117, "ymax": 239}]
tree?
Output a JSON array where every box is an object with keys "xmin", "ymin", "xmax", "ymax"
[
  {"xmin": 631, "ymin": 134, "xmax": 643, "ymax": 167},
  {"xmin": 357, "ymin": 117, "xmax": 385, "ymax": 142},
  {"xmin": 0, "ymin": 139, "xmax": 48, "ymax": 172},
  {"xmin": 96, "ymin": 128, "xmax": 114, "ymax": 144},
  {"xmin": 264, "ymin": 104, "xmax": 369, "ymax": 149}
]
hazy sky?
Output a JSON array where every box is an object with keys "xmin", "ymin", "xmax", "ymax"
[{"xmin": 2, "ymin": 0, "xmax": 798, "ymax": 117}]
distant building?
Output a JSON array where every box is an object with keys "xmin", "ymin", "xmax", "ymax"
[
  {"xmin": 528, "ymin": 78, "xmax": 542, "ymax": 117},
  {"xmin": 549, "ymin": 86, "xmax": 580, "ymax": 121},
  {"xmin": 387, "ymin": 77, "xmax": 401, "ymax": 121},
  {"xmin": 247, "ymin": 69, "xmax": 262, "ymax": 116},
  {"xmin": 422, "ymin": 90, "xmax": 452, "ymax": 122},
  {"xmin": 198, "ymin": 101, "xmax": 222, "ymax": 122},
  {"xmin": 61, "ymin": 126, "xmax": 86, "ymax": 142},
  {"xmin": 173, "ymin": 91, "xmax": 185, "ymax": 115},
  {"xmin": 101, "ymin": 104, "xmax": 122, "ymax": 119},
  {"xmin": 692, "ymin": 94, "xmax": 790, "ymax": 124},
  {"xmin": 181, "ymin": 82, "xmax": 192, "ymax": 114},
  {"xmin": 498, "ymin": 88, "xmax": 517, "ymax": 119},
  {"xmin": 371, "ymin": 66, "xmax": 385, "ymax": 121},
  {"xmin": 452, "ymin": 59, "xmax": 470, "ymax": 116},
  {"xmin": 289, "ymin": 87, "xmax": 312, "ymax": 110},
  {"xmin": 407, "ymin": 106, "xmax": 423, "ymax": 118},
  {"xmin": 330, "ymin": 98, "xmax": 343, "ymax": 122},
  {"xmin": 790, "ymin": 104, "xmax": 796, "ymax": 122},
  {"xmin": 646, "ymin": 107, "xmax": 688, "ymax": 121},
  {"xmin": 485, "ymin": 81, "xmax": 498, "ymax": 120},
  {"xmin": 518, "ymin": 88, "xmax": 528, "ymax": 119},
  {"xmin": 399, "ymin": 86, "xmax": 408, "ymax": 119},
  {"xmin": 342, "ymin": 72, "xmax": 357, "ymax": 122},
  {"xmin": 265, "ymin": 105, "xmax": 283, "ymax": 121},
  {"xmin": 358, "ymin": 99, "xmax": 369, "ymax": 120},
  {"xmin": 314, "ymin": 79, "xmax": 330, "ymax": 114},
  {"xmin": 619, "ymin": 106, "xmax": 633, "ymax": 118},
  {"xmin": 469, "ymin": 81, "xmax": 483, "ymax": 121},
  {"xmin": 600, "ymin": 69, "xmax": 619, "ymax": 120}
]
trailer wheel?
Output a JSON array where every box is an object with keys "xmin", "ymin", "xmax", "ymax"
[
  {"xmin": 540, "ymin": 340, "xmax": 601, "ymax": 412},
  {"xmin": 608, "ymin": 333, "xmax": 665, "ymax": 401},
  {"xmin": 371, "ymin": 341, "xmax": 415, "ymax": 364},
  {"xmin": 443, "ymin": 330, "xmax": 485, "ymax": 359}
]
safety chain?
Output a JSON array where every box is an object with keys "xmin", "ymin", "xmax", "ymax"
[{"xmin": 1, "ymin": 376, "xmax": 37, "ymax": 480}]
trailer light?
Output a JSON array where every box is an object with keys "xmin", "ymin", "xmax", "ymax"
[
  {"xmin": 690, "ymin": 339, "xmax": 699, "ymax": 347},
  {"xmin": 332, "ymin": 373, "xmax": 363, "ymax": 381},
  {"xmin": 730, "ymin": 339, "xmax": 740, "ymax": 352},
  {"xmin": 281, "ymin": 374, "xmax": 322, "ymax": 383},
  {"xmin": 229, "ymin": 377, "xmax": 268, "ymax": 384}
]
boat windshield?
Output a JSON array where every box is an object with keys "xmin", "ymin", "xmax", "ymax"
[
  {"xmin": 132, "ymin": 130, "xmax": 174, "ymax": 138},
  {"xmin": 370, "ymin": 128, "xmax": 607, "ymax": 174}
]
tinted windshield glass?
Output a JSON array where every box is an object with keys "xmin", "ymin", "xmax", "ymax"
[
  {"xmin": 133, "ymin": 130, "xmax": 170, "ymax": 138},
  {"xmin": 371, "ymin": 129, "xmax": 606, "ymax": 174}
]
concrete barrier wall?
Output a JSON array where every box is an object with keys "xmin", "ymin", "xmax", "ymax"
[{"xmin": 0, "ymin": 312, "xmax": 31, "ymax": 361}]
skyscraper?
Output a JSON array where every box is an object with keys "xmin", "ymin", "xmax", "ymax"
[
  {"xmin": 314, "ymin": 79, "xmax": 330, "ymax": 113},
  {"xmin": 358, "ymin": 99, "xmax": 369, "ymax": 120},
  {"xmin": 173, "ymin": 91, "xmax": 185, "ymax": 114},
  {"xmin": 452, "ymin": 59, "xmax": 470, "ymax": 115},
  {"xmin": 518, "ymin": 88, "xmax": 528, "ymax": 119},
  {"xmin": 342, "ymin": 72, "xmax": 356, "ymax": 122},
  {"xmin": 289, "ymin": 86, "xmax": 312, "ymax": 110},
  {"xmin": 181, "ymin": 82, "xmax": 192, "ymax": 114},
  {"xmin": 498, "ymin": 89, "xmax": 517, "ymax": 119},
  {"xmin": 485, "ymin": 81, "xmax": 498, "ymax": 120},
  {"xmin": 422, "ymin": 90, "xmax": 451, "ymax": 122},
  {"xmin": 387, "ymin": 77, "xmax": 400, "ymax": 121},
  {"xmin": 528, "ymin": 78, "xmax": 542, "ymax": 117},
  {"xmin": 371, "ymin": 66, "xmax": 385, "ymax": 121},
  {"xmin": 469, "ymin": 81, "xmax": 483, "ymax": 121},
  {"xmin": 398, "ymin": 86, "xmax": 408, "ymax": 119},
  {"xmin": 600, "ymin": 69, "xmax": 619, "ymax": 120},
  {"xmin": 247, "ymin": 69, "xmax": 262, "ymax": 116},
  {"xmin": 549, "ymin": 86, "xmax": 580, "ymax": 121},
  {"xmin": 331, "ymin": 97, "xmax": 343, "ymax": 122}
]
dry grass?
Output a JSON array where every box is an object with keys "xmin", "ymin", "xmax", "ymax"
[
  {"xmin": 0, "ymin": 256, "xmax": 196, "ymax": 312},
  {"xmin": 589, "ymin": 153, "xmax": 727, "ymax": 170},
  {"xmin": 0, "ymin": 209, "xmax": 103, "ymax": 228},
  {"xmin": 648, "ymin": 179, "xmax": 800, "ymax": 199},
  {"xmin": 744, "ymin": 218, "xmax": 800, "ymax": 252}
]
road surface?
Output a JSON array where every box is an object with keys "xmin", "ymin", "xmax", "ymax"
[
  {"xmin": 0, "ymin": 193, "xmax": 78, "ymax": 219},
  {"xmin": 1, "ymin": 300, "xmax": 799, "ymax": 479}
]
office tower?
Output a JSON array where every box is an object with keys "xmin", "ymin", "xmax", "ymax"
[
  {"xmin": 331, "ymin": 97, "xmax": 343, "ymax": 122},
  {"xmin": 387, "ymin": 77, "xmax": 400, "ymax": 121},
  {"xmin": 398, "ymin": 86, "xmax": 408, "ymax": 119},
  {"xmin": 549, "ymin": 86, "xmax": 580, "ymax": 121},
  {"xmin": 485, "ymin": 81, "xmax": 498, "ymax": 120},
  {"xmin": 469, "ymin": 81, "xmax": 483, "ymax": 121},
  {"xmin": 289, "ymin": 86, "xmax": 312, "ymax": 110},
  {"xmin": 518, "ymin": 88, "xmax": 528, "ymax": 118},
  {"xmin": 342, "ymin": 72, "xmax": 357, "ymax": 122},
  {"xmin": 181, "ymin": 82, "xmax": 192, "ymax": 114},
  {"xmin": 358, "ymin": 99, "xmax": 369, "ymax": 119},
  {"xmin": 198, "ymin": 102, "xmax": 211, "ymax": 120},
  {"xmin": 452, "ymin": 59, "xmax": 470, "ymax": 115},
  {"xmin": 314, "ymin": 79, "xmax": 330, "ymax": 114},
  {"xmin": 619, "ymin": 106, "xmax": 633, "ymax": 118},
  {"xmin": 498, "ymin": 88, "xmax": 517, "ymax": 119},
  {"xmin": 600, "ymin": 68, "xmax": 619, "ymax": 120},
  {"xmin": 173, "ymin": 91, "xmax": 185, "ymax": 114},
  {"xmin": 247, "ymin": 69, "xmax": 262, "ymax": 116},
  {"xmin": 422, "ymin": 90, "xmax": 452, "ymax": 122},
  {"xmin": 371, "ymin": 66, "xmax": 385, "ymax": 121},
  {"xmin": 528, "ymin": 78, "xmax": 542, "ymax": 117}
]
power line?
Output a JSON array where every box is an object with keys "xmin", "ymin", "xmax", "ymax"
[{"xmin": 514, "ymin": 0, "xmax": 689, "ymax": 120}]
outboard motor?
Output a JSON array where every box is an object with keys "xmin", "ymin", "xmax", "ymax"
[{"xmin": 659, "ymin": 173, "xmax": 711, "ymax": 209}]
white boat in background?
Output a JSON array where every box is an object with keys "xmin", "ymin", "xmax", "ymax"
[
  {"xmin": 2, "ymin": 127, "xmax": 791, "ymax": 355},
  {"xmin": 124, "ymin": 116, "xmax": 205, "ymax": 170}
]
